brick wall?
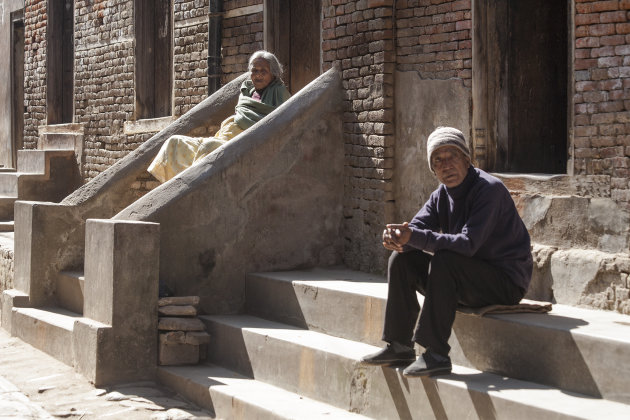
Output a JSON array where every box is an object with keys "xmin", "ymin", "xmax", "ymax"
[
  {"xmin": 574, "ymin": 0, "xmax": 630, "ymax": 210},
  {"xmin": 322, "ymin": 0, "xmax": 397, "ymax": 272},
  {"xmin": 174, "ymin": 0, "xmax": 210, "ymax": 116},
  {"xmin": 23, "ymin": 0, "xmax": 47, "ymax": 150},
  {"xmin": 396, "ymin": 0, "xmax": 471, "ymax": 85},
  {"xmin": 74, "ymin": 0, "xmax": 136, "ymax": 180},
  {"xmin": 221, "ymin": 0, "xmax": 264, "ymax": 84},
  {"xmin": 73, "ymin": 1, "xmax": 211, "ymax": 182}
]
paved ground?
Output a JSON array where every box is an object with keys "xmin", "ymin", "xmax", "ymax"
[{"xmin": 0, "ymin": 328, "xmax": 213, "ymax": 419}]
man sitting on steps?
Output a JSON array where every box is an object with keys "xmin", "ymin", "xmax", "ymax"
[{"xmin": 361, "ymin": 126, "xmax": 533, "ymax": 377}]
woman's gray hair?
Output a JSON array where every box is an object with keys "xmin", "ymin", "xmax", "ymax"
[{"xmin": 248, "ymin": 50, "xmax": 284, "ymax": 80}]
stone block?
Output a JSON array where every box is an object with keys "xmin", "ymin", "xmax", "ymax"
[
  {"xmin": 84, "ymin": 219, "xmax": 159, "ymax": 327},
  {"xmin": 81, "ymin": 219, "xmax": 160, "ymax": 386},
  {"xmin": 158, "ymin": 296, "xmax": 200, "ymax": 307},
  {"xmin": 526, "ymin": 243, "xmax": 556, "ymax": 302},
  {"xmin": 14, "ymin": 201, "xmax": 80, "ymax": 307},
  {"xmin": 159, "ymin": 342, "xmax": 199, "ymax": 366},
  {"xmin": 185, "ymin": 331, "xmax": 210, "ymax": 345},
  {"xmin": 159, "ymin": 331, "xmax": 186, "ymax": 344},
  {"xmin": 158, "ymin": 317, "xmax": 205, "ymax": 331},
  {"xmin": 158, "ymin": 305, "xmax": 197, "ymax": 317}
]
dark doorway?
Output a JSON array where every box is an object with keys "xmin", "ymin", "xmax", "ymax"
[
  {"xmin": 264, "ymin": 0, "xmax": 321, "ymax": 93},
  {"xmin": 473, "ymin": 0, "xmax": 568, "ymax": 173},
  {"xmin": 135, "ymin": 0, "xmax": 173, "ymax": 119},
  {"xmin": 11, "ymin": 11, "xmax": 24, "ymax": 168},
  {"xmin": 47, "ymin": 0, "xmax": 74, "ymax": 125}
]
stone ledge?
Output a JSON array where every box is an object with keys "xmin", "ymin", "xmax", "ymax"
[
  {"xmin": 123, "ymin": 117, "xmax": 176, "ymax": 135},
  {"xmin": 37, "ymin": 123, "xmax": 85, "ymax": 135},
  {"xmin": 224, "ymin": 5, "xmax": 263, "ymax": 19},
  {"xmin": 498, "ymin": 173, "xmax": 611, "ymax": 198}
]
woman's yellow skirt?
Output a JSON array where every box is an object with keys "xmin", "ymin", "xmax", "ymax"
[{"xmin": 148, "ymin": 115, "xmax": 244, "ymax": 183}]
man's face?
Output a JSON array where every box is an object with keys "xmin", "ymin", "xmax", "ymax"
[
  {"xmin": 431, "ymin": 146, "xmax": 469, "ymax": 188},
  {"xmin": 250, "ymin": 58, "xmax": 274, "ymax": 91}
]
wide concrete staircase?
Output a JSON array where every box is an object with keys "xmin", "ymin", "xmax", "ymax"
[
  {"xmin": 2, "ymin": 69, "xmax": 344, "ymax": 389},
  {"xmin": 158, "ymin": 267, "xmax": 630, "ymax": 419}
]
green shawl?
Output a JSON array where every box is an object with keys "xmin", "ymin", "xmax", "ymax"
[{"xmin": 234, "ymin": 78, "xmax": 291, "ymax": 130}]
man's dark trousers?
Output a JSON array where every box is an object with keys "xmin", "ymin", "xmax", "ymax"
[{"xmin": 383, "ymin": 249, "xmax": 525, "ymax": 357}]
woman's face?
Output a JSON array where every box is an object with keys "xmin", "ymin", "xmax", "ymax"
[{"xmin": 251, "ymin": 58, "xmax": 274, "ymax": 91}]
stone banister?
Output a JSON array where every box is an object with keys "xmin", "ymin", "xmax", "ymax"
[
  {"xmin": 114, "ymin": 68, "xmax": 345, "ymax": 314},
  {"xmin": 10, "ymin": 74, "xmax": 246, "ymax": 307},
  {"xmin": 62, "ymin": 73, "xmax": 248, "ymax": 210}
]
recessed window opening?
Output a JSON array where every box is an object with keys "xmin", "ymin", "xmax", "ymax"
[
  {"xmin": 47, "ymin": 0, "xmax": 74, "ymax": 125},
  {"xmin": 135, "ymin": 0, "xmax": 173, "ymax": 119},
  {"xmin": 11, "ymin": 10, "xmax": 25, "ymax": 168}
]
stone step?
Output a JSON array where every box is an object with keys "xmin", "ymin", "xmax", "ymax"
[
  {"xmin": 0, "ymin": 196, "xmax": 16, "ymax": 220},
  {"xmin": 16, "ymin": 149, "xmax": 74, "ymax": 174},
  {"xmin": 0, "ymin": 220, "xmax": 14, "ymax": 232},
  {"xmin": 10, "ymin": 306, "xmax": 80, "ymax": 366},
  {"xmin": 56, "ymin": 271, "xmax": 84, "ymax": 315},
  {"xmin": 0, "ymin": 150, "xmax": 79, "ymax": 220},
  {"xmin": 201, "ymin": 314, "xmax": 630, "ymax": 419},
  {"xmin": 0, "ymin": 150, "xmax": 80, "ymax": 205},
  {"xmin": 245, "ymin": 268, "xmax": 630, "ymax": 404},
  {"xmin": 157, "ymin": 363, "xmax": 371, "ymax": 419},
  {"xmin": 0, "ymin": 173, "xmax": 19, "ymax": 196}
]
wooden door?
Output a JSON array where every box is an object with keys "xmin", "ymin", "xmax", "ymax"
[
  {"xmin": 265, "ymin": 0, "xmax": 321, "ymax": 93},
  {"xmin": 473, "ymin": 0, "xmax": 568, "ymax": 173},
  {"xmin": 507, "ymin": 0, "xmax": 567, "ymax": 173},
  {"xmin": 47, "ymin": 0, "xmax": 74, "ymax": 124},
  {"xmin": 11, "ymin": 12, "xmax": 24, "ymax": 168}
]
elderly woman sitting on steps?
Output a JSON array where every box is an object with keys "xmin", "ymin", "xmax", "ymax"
[{"xmin": 148, "ymin": 50, "xmax": 291, "ymax": 183}]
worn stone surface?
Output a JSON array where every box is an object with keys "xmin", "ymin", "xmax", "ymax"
[
  {"xmin": 158, "ymin": 296, "xmax": 200, "ymax": 307},
  {"xmin": 160, "ymin": 331, "xmax": 209, "ymax": 346},
  {"xmin": 159, "ymin": 342, "xmax": 199, "ymax": 366},
  {"xmin": 158, "ymin": 317, "xmax": 205, "ymax": 332},
  {"xmin": 526, "ymin": 243, "xmax": 557, "ymax": 303},
  {"xmin": 80, "ymin": 219, "xmax": 160, "ymax": 386},
  {"xmin": 546, "ymin": 248, "xmax": 630, "ymax": 314},
  {"xmin": 184, "ymin": 331, "xmax": 210, "ymax": 345},
  {"xmin": 160, "ymin": 331, "xmax": 186, "ymax": 344},
  {"xmin": 159, "ymin": 305, "xmax": 197, "ymax": 317},
  {"xmin": 515, "ymin": 193, "xmax": 629, "ymax": 253},
  {"xmin": 0, "ymin": 328, "xmax": 211, "ymax": 419}
]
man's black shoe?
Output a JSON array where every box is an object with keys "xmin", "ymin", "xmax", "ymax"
[
  {"xmin": 360, "ymin": 343, "xmax": 416, "ymax": 366},
  {"xmin": 402, "ymin": 351, "xmax": 452, "ymax": 377}
]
